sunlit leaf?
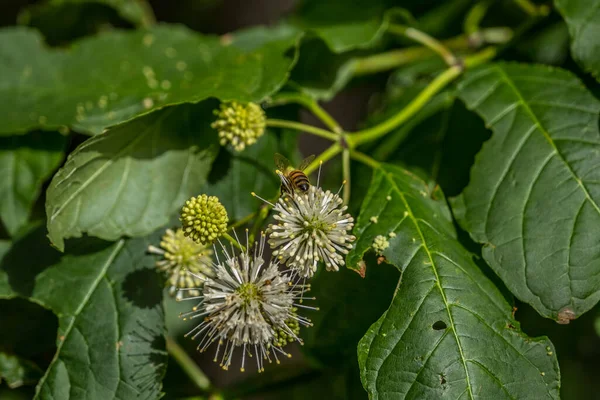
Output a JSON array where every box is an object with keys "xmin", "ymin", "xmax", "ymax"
[
  {"xmin": 45, "ymin": 103, "xmax": 218, "ymax": 251},
  {"xmin": 348, "ymin": 164, "xmax": 560, "ymax": 399},
  {"xmin": 0, "ymin": 24, "xmax": 300, "ymax": 135},
  {"xmin": 455, "ymin": 63, "xmax": 600, "ymax": 322}
]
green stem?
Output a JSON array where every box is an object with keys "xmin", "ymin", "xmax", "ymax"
[
  {"xmin": 514, "ymin": 0, "xmax": 550, "ymax": 16},
  {"xmin": 222, "ymin": 232, "xmax": 246, "ymax": 252},
  {"xmin": 249, "ymin": 203, "xmax": 271, "ymax": 245},
  {"xmin": 464, "ymin": 0, "xmax": 493, "ymax": 35},
  {"xmin": 304, "ymin": 143, "xmax": 342, "ymax": 175},
  {"xmin": 349, "ymin": 48, "xmax": 496, "ymax": 147},
  {"xmin": 266, "ymin": 119, "xmax": 338, "ymax": 141},
  {"xmin": 166, "ymin": 336, "xmax": 212, "ymax": 392},
  {"xmin": 388, "ymin": 24, "xmax": 458, "ymax": 66},
  {"xmin": 342, "ymin": 148, "xmax": 351, "ymax": 204},
  {"xmin": 268, "ymin": 93, "xmax": 342, "ymax": 133},
  {"xmin": 353, "ymin": 46, "xmax": 432, "ymax": 76},
  {"xmin": 350, "ymin": 150, "xmax": 381, "ymax": 169}
]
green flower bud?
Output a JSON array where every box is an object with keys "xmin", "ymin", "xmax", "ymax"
[
  {"xmin": 180, "ymin": 194, "xmax": 228, "ymax": 245},
  {"xmin": 211, "ymin": 101, "xmax": 266, "ymax": 152}
]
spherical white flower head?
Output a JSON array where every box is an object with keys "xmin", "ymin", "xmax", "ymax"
[
  {"xmin": 269, "ymin": 186, "xmax": 356, "ymax": 278},
  {"xmin": 147, "ymin": 228, "xmax": 214, "ymax": 300},
  {"xmin": 180, "ymin": 235, "xmax": 313, "ymax": 372}
]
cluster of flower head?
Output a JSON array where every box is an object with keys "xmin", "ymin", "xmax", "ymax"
[
  {"xmin": 211, "ymin": 101, "xmax": 266, "ymax": 152},
  {"xmin": 178, "ymin": 234, "xmax": 315, "ymax": 372},
  {"xmin": 149, "ymin": 192, "xmax": 316, "ymax": 372}
]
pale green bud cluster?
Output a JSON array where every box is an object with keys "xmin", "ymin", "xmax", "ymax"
[
  {"xmin": 273, "ymin": 308, "xmax": 301, "ymax": 348},
  {"xmin": 147, "ymin": 228, "xmax": 213, "ymax": 300},
  {"xmin": 372, "ymin": 235, "xmax": 390, "ymax": 255},
  {"xmin": 211, "ymin": 101, "xmax": 266, "ymax": 151},
  {"xmin": 180, "ymin": 194, "xmax": 228, "ymax": 245}
]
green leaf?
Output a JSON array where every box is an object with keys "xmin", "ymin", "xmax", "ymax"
[
  {"xmin": 0, "ymin": 24, "xmax": 301, "ymax": 135},
  {"xmin": 46, "ymin": 103, "xmax": 219, "ymax": 252},
  {"xmin": 0, "ymin": 353, "xmax": 43, "ymax": 389},
  {"xmin": 291, "ymin": 0, "xmax": 391, "ymax": 53},
  {"xmin": 349, "ymin": 164, "xmax": 560, "ymax": 398},
  {"xmin": 19, "ymin": 0, "xmax": 155, "ymax": 29},
  {"xmin": 455, "ymin": 63, "xmax": 600, "ymax": 322},
  {"xmin": 555, "ymin": 0, "xmax": 600, "ymax": 80},
  {"xmin": 303, "ymin": 260, "xmax": 398, "ymax": 367},
  {"xmin": 1, "ymin": 224, "xmax": 167, "ymax": 399},
  {"xmin": 18, "ymin": 0, "xmax": 155, "ymax": 45},
  {"xmin": 0, "ymin": 132, "xmax": 66, "ymax": 236}
]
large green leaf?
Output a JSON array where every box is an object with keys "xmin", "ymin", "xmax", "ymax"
[
  {"xmin": 46, "ymin": 103, "xmax": 218, "ymax": 252},
  {"xmin": 454, "ymin": 63, "xmax": 600, "ymax": 322},
  {"xmin": 0, "ymin": 132, "xmax": 66, "ymax": 236},
  {"xmin": 291, "ymin": 0, "xmax": 392, "ymax": 53},
  {"xmin": 0, "ymin": 24, "xmax": 300, "ymax": 135},
  {"xmin": 348, "ymin": 164, "xmax": 559, "ymax": 399},
  {"xmin": 555, "ymin": 0, "xmax": 600, "ymax": 80},
  {"xmin": 0, "ymin": 224, "xmax": 167, "ymax": 399}
]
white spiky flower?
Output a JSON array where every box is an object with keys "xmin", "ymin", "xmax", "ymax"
[
  {"xmin": 180, "ymin": 233, "xmax": 314, "ymax": 372},
  {"xmin": 147, "ymin": 228, "xmax": 214, "ymax": 300},
  {"xmin": 261, "ymin": 185, "xmax": 355, "ymax": 278}
]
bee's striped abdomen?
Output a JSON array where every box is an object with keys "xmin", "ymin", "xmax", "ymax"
[{"xmin": 289, "ymin": 170, "xmax": 310, "ymax": 192}]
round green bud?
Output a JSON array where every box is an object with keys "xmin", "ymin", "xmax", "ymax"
[
  {"xmin": 180, "ymin": 194, "xmax": 228, "ymax": 245},
  {"xmin": 211, "ymin": 101, "xmax": 266, "ymax": 152}
]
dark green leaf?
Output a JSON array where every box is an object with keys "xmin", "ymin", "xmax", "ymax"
[
  {"xmin": 289, "ymin": 39, "xmax": 359, "ymax": 101},
  {"xmin": 349, "ymin": 164, "xmax": 560, "ymax": 398},
  {"xmin": 0, "ymin": 353, "xmax": 43, "ymax": 389},
  {"xmin": 0, "ymin": 24, "xmax": 300, "ymax": 135},
  {"xmin": 518, "ymin": 22, "xmax": 570, "ymax": 66},
  {"xmin": 555, "ymin": 0, "xmax": 600, "ymax": 80},
  {"xmin": 455, "ymin": 63, "xmax": 600, "ymax": 322},
  {"xmin": 46, "ymin": 103, "xmax": 218, "ymax": 251},
  {"xmin": 18, "ymin": 0, "xmax": 155, "ymax": 45},
  {"xmin": 1, "ymin": 225, "xmax": 167, "ymax": 399},
  {"xmin": 303, "ymin": 260, "xmax": 398, "ymax": 367},
  {"xmin": 291, "ymin": 0, "xmax": 392, "ymax": 53},
  {"xmin": 0, "ymin": 132, "xmax": 66, "ymax": 236},
  {"xmin": 19, "ymin": 0, "xmax": 155, "ymax": 29}
]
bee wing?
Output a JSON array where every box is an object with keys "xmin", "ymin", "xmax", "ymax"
[
  {"xmin": 274, "ymin": 153, "xmax": 292, "ymax": 171},
  {"xmin": 298, "ymin": 154, "xmax": 316, "ymax": 171}
]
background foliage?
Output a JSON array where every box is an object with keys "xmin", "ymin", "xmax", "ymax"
[{"xmin": 1, "ymin": 0, "xmax": 599, "ymax": 399}]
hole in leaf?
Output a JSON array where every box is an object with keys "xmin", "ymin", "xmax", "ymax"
[
  {"xmin": 432, "ymin": 320, "xmax": 447, "ymax": 330},
  {"xmin": 440, "ymin": 373, "xmax": 447, "ymax": 385}
]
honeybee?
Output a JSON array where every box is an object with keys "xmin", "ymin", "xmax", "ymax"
[{"xmin": 274, "ymin": 153, "xmax": 315, "ymax": 194}]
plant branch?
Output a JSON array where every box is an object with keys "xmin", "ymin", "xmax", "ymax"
[
  {"xmin": 464, "ymin": 0, "xmax": 493, "ymax": 35},
  {"xmin": 166, "ymin": 336, "xmax": 212, "ymax": 392},
  {"xmin": 350, "ymin": 150, "xmax": 381, "ymax": 169},
  {"xmin": 348, "ymin": 48, "xmax": 496, "ymax": 147},
  {"xmin": 304, "ymin": 143, "xmax": 342, "ymax": 175},
  {"xmin": 354, "ymin": 27, "xmax": 510, "ymax": 77},
  {"xmin": 268, "ymin": 93, "xmax": 342, "ymax": 133},
  {"xmin": 514, "ymin": 0, "xmax": 550, "ymax": 16},
  {"xmin": 342, "ymin": 148, "xmax": 350, "ymax": 204},
  {"xmin": 266, "ymin": 119, "xmax": 338, "ymax": 141},
  {"xmin": 388, "ymin": 24, "xmax": 458, "ymax": 66}
]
